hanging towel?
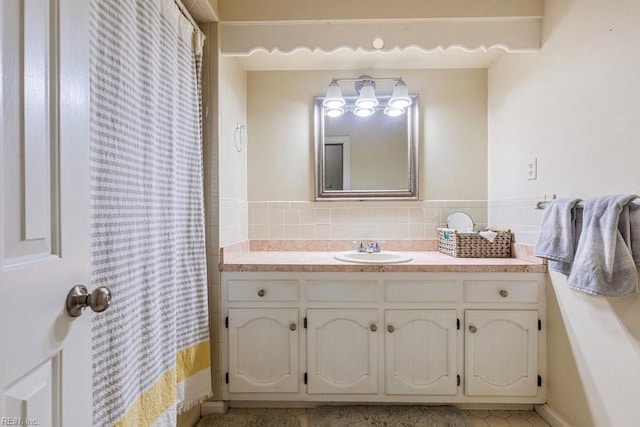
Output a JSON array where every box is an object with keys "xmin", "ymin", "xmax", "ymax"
[
  {"xmin": 567, "ymin": 194, "xmax": 639, "ymax": 297},
  {"xmin": 535, "ymin": 198, "xmax": 583, "ymax": 275},
  {"xmin": 630, "ymin": 204, "xmax": 640, "ymax": 264}
]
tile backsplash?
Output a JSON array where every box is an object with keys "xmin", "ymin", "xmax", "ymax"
[
  {"xmin": 488, "ymin": 198, "xmax": 543, "ymax": 246},
  {"xmin": 248, "ymin": 200, "xmax": 488, "ymax": 240}
]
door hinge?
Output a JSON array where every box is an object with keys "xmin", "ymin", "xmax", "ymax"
[
  {"xmin": 304, "ymin": 373, "xmax": 308, "ymax": 384},
  {"xmin": 538, "ymin": 319, "xmax": 542, "ymax": 331},
  {"xmin": 225, "ymin": 372, "xmax": 229, "ymax": 384},
  {"xmin": 538, "ymin": 375, "xmax": 542, "ymax": 387},
  {"xmin": 304, "ymin": 317, "xmax": 307, "ymax": 328},
  {"xmin": 456, "ymin": 319, "xmax": 460, "ymax": 330},
  {"xmin": 225, "ymin": 316, "xmax": 229, "ymax": 328},
  {"xmin": 457, "ymin": 375, "xmax": 461, "ymax": 386}
]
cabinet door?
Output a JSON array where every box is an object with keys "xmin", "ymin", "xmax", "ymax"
[
  {"xmin": 307, "ymin": 309, "xmax": 378, "ymax": 394},
  {"xmin": 465, "ymin": 310, "xmax": 538, "ymax": 396},
  {"xmin": 228, "ymin": 308, "xmax": 299, "ymax": 393},
  {"xmin": 385, "ymin": 310, "xmax": 458, "ymax": 395}
]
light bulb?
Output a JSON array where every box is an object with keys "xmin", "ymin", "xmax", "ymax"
[
  {"xmin": 354, "ymin": 107, "xmax": 375, "ymax": 117},
  {"xmin": 325, "ymin": 107, "xmax": 344, "ymax": 118},
  {"xmin": 323, "ymin": 80, "xmax": 345, "ymax": 108},
  {"xmin": 388, "ymin": 80, "xmax": 412, "ymax": 109},
  {"xmin": 355, "ymin": 82, "xmax": 378, "ymax": 109},
  {"xmin": 383, "ymin": 106, "xmax": 405, "ymax": 117}
]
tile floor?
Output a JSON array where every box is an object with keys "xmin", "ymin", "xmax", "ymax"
[{"xmin": 225, "ymin": 407, "xmax": 551, "ymax": 427}]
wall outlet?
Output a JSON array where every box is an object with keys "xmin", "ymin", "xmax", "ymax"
[{"xmin": 528, "ymin": 158, "xmax": 538, "ymax": 181}]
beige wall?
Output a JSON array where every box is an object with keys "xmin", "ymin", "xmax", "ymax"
[
  {"xmin": 218, "ymin": 0, "xmax": 542, "ymax": 22},
  {"xmin": 247, "ymin": 69, "xmax": 487, "ymax": 201},
  {"xmin": 219, "ymin": 55, "xmax": 248, "ymax": 246},
  {"xmin": 488, "ymin": 0, "xmax": 640, "ymax": 425}
]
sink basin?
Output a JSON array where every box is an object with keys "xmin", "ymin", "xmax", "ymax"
[{"xmin": 334, "ymin": 251, "xmax": 413, "ymax": 264}]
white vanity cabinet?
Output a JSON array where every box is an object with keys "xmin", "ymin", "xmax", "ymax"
[
  {"xmin": 306, "ymin": 309, "xmax": 379, "ymax": 394},
  {"xmin": 384, "ymin": 309, "xmax": 458, "ymax": 396},
  {"xmin": 221, "ymin": 271, "xmax": 546, "ymax": 404},
  {"xmin": 227, "ymin": 308, "xmax": 299, "ymax": 393}
]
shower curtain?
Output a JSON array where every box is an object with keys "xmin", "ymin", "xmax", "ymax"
[{"xmin": 89, "ymin": 0, "xmax": 210, "ymax": 425}]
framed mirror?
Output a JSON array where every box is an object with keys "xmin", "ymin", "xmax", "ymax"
[{"xmin": 314, "ymin": 95, "xmax": 419, "ymax": 200}]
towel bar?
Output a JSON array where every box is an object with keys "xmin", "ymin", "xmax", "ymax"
[{"xmin": 535, "ymin": 196, "xmax": 640, "ymax": 210}]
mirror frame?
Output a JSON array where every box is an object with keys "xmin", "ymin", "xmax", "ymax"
[{"xmin": 314, "ymin": 95, "xmax": 419, "ymax": 200}]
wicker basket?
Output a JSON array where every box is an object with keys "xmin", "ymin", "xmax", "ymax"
[{"xmin": 437, "ymin": 228, "xmax": 512, "ymax": 258}]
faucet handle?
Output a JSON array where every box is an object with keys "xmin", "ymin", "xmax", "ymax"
[{"xmin": 353, "ymin": 241, "xmax": 366, "ymax": 252}]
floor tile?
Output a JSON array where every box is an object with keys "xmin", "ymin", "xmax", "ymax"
[
  {"xmin": 245, "ymin": 407, "xmax": 267, "ymax": 415},
  {"xmin": 470, "ymin": 416, "xmax": 490, "ymax": 427},
  {"xmin": 297, "ymin": 413, "xmax": 309, "ymax": 427},
  {"xmin": 469, "ymin": 410, "xmax": 491, "ymax": 419},
  {"xmin": 527, "ymin": 416, "xmax": 551, "ymax": 427},
  {"xmin": 286, "ymin": 408, "xmax": 307, "ymax": 416},
  {"xmin": 485, "ymin": 415, "xmax": 511, "ymax": 427},
  {"xmin": 490, "ymin": 410, "xmax": 511, "ymax": 419},
  {"xmin": 505, "ymin": 416, "xmax": 532, "ymax": 427},
  {"xmin": 226, "ymin": 407, "xmax": 245, "ymax": 414},
  {"xmin": 266, "ymin": 408, "xmax": 287, "ymax": 414},
  {"xmin": 510, "ymin": 411, "xmax": 534, "ymax": 419}
]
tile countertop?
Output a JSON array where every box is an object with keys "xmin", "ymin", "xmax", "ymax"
[{"xmin": 219, "ymin": 241, "xmax": 547, "ymax": 274}]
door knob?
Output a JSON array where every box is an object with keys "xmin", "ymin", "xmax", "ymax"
[
  {"xmin": 66, "ymin": 285, "xmax": 111, "ymax": 317},
  {"xmin": 290, "ymin": 323, "xmax": 297, "ymax": 331},
  {"xmin": 257, "ymin": 289, "xmax": 266, "ymax": 297},
  {"xmin": 370, "ymin": 324, "xmax": 377, "ymax": 332},
  {"xmin": 499, "ymin": 289, "xmax": 509, "ymax": 298},
  {"xmin": 387, "ymin": 325, "xmax": 395, "ymax": 333},
  {"xmin": 468, "ymin": 325, "xmax": 477, "ymax": 333}
]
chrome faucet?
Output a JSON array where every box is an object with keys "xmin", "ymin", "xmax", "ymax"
[{"xmin": 356, "ymin": 241, "xmax": 382, "ymax": 253}]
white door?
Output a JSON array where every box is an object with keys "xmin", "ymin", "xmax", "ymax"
[
  {"xmin": 465, "ymin": 310, "xmax": 539, "ymax": 396},
  {"xmin": 1, "ymin": 0, "xmax": 93, "ymax": 425},
  {"xmin": 228, "ymin": 309, "xmax": 299, "ymax": 393},
  {"xmin": 385, "ymin": 310, "xmax": 458, "ymax": 395},
  {"xmin": 307, "ymin": 309, "xmax": 378, "ymax": 394}
]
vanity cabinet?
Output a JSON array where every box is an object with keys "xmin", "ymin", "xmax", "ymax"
[
  {"xmin": 465, "ymin": 310, "xmax": 539, "ymax": 397},
  {"xmin": 384, "ymin": 310, "xmax": 458, "ymax": 396},
  {"xmin": 227, "ymin": 308, "xmax": 299, "ymax": 393},
  {"xmin": 306, "ymin": 309, "xmax": 378, "ymax": 394},
  {"xmin": 221, "ymin": 272, "xmax": 546, "ymax": 404}
]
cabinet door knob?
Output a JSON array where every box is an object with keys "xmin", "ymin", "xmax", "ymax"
[
  {"xmin": 257, "ymin": 289, "xmax": 265, "ymax": 297},
  {"xmin": 469, "ymin": 325, "xmax": 477, "ymax": 333},
  {"xmin": 387, "ymin": 325, "xmax": 395, "ymax": 333},
  {"xmin": 370, "ymin": 324, "xmax": 377, "ymax": 332},
  {"xmin": 499, "ymin": 289, "xmax": 509, "ymax": 298},
  {"xmin": 290, "ymin": 323, "xmax": 297, "ymax": 331}
]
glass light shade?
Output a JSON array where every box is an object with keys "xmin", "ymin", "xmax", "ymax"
[
  {"xmin": 325, "ymin": 107, "xmax": 344, "ymax": 118},
  {"xmin": 383, "ymin": 106, "xmax": 405, "ymax": 117},
  {"xmin": 323, "ymin": 81, "xmax": 345, "ymax": 108},
  {"xmin": 355, "ymin": 83, "xmax": 378, "ymax": 108},
  {"xmin": 388, "ymin": 81, "xmax": 412, "ymax": 109},
  {"xmin": 354, "ymin": 106, "xmax": 375, "ymax": 117}
]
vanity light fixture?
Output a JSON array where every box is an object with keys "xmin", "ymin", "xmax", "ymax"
[{"xmin": 323, "ymin": 75, "xmax": 412, "ymax": 118}]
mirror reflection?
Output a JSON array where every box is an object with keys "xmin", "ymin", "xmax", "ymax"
[{"xmin": 314, "ymin": 95, "xmax": 419, "ymax": 200}]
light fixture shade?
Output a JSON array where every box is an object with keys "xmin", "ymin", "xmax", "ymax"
[
  {"xmin": 383, "ymin": 106, "xmax": 405, "ymax": 117},
  {"xmin": 355, "ymin": 82, "xmax": 378, "ymax": 109},
  {"xmin": 354, "ymin": 106, "xmax": 375, "ymax": 117},
  {"xmin": 325, "ymin": 107, "xmax": 344, "ymax": 118},
  {"xmin": 323, "ymin": 80, "xmax": 345, "ymax": 109},
  {"xmin": 388, "ymin": 80, "xmax": 412, "ymax": 109}
]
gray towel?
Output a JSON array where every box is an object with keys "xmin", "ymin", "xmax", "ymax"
[
  {"xmin": 535, "ymin": 198, "xmax": 582, "ymax": 275},
  {"xmin": 567, "ymin": 194, "xmax": 639, "ymax": 297},
  {"xmin": 631, "ymin": 205, "xmax": 640, "ymax": 264}
]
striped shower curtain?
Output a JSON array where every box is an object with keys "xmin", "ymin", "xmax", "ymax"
[{"xmin": 89, "ymin": 0, "xmax": 211, "ymax": 425}]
